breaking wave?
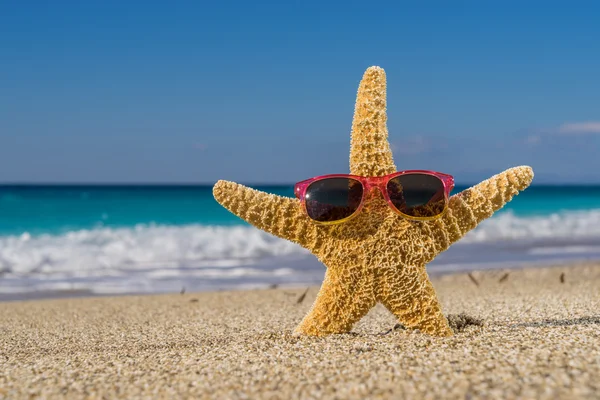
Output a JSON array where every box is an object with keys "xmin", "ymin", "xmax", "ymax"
[
  {"xmin": 2, "ymin": 209, "xmax": 600, "ymax": 295},
  {"xmin": 0, "ymin": 224, "xmax": 307, "ymax": 277},
  {"xmin": 462, "ymin": 209, "xmax": 600, "ymax": 243}
]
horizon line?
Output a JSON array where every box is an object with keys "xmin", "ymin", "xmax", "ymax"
[{"xmin": 1, "ymin": 181, "xmax": 600, "ymax": 187}]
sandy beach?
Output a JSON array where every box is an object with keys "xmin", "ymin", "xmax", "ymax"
[{"xmin": 1, "ymin": 263, "xmax": 599, "ymax": 399}]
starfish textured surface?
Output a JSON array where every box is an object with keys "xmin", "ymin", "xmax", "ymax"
[{"xmin": 213, "ymin": 66, "xmax": 534, "ymax": 337}]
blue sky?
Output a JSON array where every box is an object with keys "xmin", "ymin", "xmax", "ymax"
[{"xmin": 1, "ymin": 1, "xmax": 599, "ymax": 184}]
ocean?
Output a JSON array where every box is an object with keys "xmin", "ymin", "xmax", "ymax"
[{"xmin": 1, "ymin": 184, "xmax": 600, "ymax": 300}]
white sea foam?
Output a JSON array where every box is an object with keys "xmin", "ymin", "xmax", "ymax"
[
  {"xmin": 2, "ymin": 210, "xmax": 600, "ymax": 292},
  {"xmin": 527, "ymin": 245, "xmax": 600, "ymax": 255},
  {"xmin": 461, "ymin": 209, "xmax": 600, "ymax": 243},
  {"xmin": 0, "ymin": 224, "xmax": 307, "ymax": 277}
]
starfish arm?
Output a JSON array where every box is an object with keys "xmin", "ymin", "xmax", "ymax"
[
  {"xmin": 426, "ymin": 166, "xmax": 534, "ymax": 256},
  {"xmin": 377, "ymin": 264, "xmax": 453, "ymax": 336},
  {"xmin": 213, "ymin": 180, "xmax": 322, "ymax": 250},
  {"xmin": 349, "ymin": 66, "xmax": 397, "ymax": 177},
  {"xmin": 293, "ymin": 267, "xmax": 377, "ymax": 336}
]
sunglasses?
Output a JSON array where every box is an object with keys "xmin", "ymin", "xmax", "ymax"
[{"xmin": 294, "ymin": 170, "xmax": 455, "ymax": 224}]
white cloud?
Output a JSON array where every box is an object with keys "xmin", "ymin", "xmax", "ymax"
[
  {"xmin": 525, "ymin": 135, "xmax": 541, "ymax": 145},
  {"xmin": 558, "ymin": 122, "xmax": 600, "ymax": 134}
]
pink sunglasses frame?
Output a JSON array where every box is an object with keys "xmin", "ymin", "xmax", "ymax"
[{"xmin": 294, "ymin": 170, "xmax": 455, "ymax": 224}]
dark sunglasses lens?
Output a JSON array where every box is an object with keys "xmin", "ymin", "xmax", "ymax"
[
  {"xmin": 387, "ymin": 174, "xmax": 446, "ymax": 218},
  {"xmin": 305, "ymin": 178, "xmax": 364, "ymax": 222}
]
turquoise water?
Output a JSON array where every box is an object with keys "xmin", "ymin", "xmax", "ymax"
[
  {"xmin": 2, "ymin": 184, "xmax": 600, "ymax": 299},
  {"xmin": 0, "ymin": 185, "xmax": 290, "ymax": 236},
  {"xmin": 2, "ymin": 184, "xmax": 600, "ymax": 236}
]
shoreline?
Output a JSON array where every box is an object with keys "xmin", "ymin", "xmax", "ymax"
[{"xmin": 1, "ymin": 258, "xmax": 598, "ymax": 303}]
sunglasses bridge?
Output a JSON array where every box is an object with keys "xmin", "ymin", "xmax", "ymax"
[{"xmin": 357, "ymin": 176, "xmax": 392, "ymax": 194}]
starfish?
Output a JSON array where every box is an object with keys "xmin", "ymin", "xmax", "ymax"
[{"xmin": 213, "ymin": 66, "xmax": 534, "ymax": 337}]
